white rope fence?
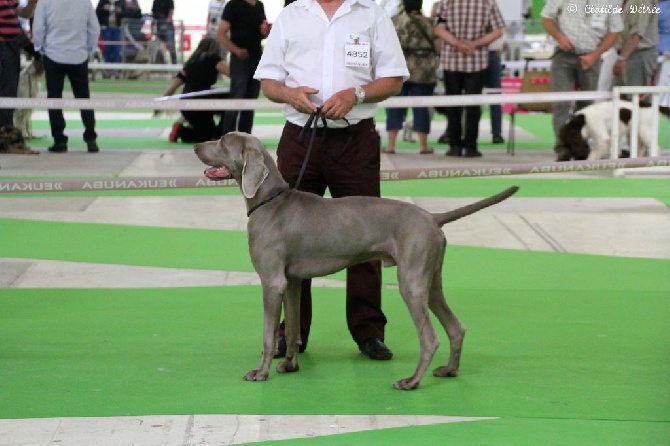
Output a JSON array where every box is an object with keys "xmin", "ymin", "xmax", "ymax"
[
  {"xmin": 2, "ymin": 90, "xmax": 613, "ymax": 111},
  {"xmin": 610, "ymin": 85, "xmax": 670, "ymax": 158}
]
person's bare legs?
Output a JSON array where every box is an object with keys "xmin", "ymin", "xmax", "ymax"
[{"xmin": 384, "ymin": 130, "xmax": 398, "ymax": 154}]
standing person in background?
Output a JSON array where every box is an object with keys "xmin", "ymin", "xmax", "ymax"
[
  {"xmin": 207, "ymin": 0, "xmax": 228, "ymax": 57},
  {"xmin": 485, "ymin": 33, "xmax": 505, "ymax": 144},
  {"xmin": 541, "ymin": 0, "xmax": 622, "ymax": 161},
  {"xmin": 435, "ymin": 0, "xmax": 505, "ymax": 158},
  {"xmin": 151, "ymin": 0, "xmax": 177, "ymax": 64},
  {"xmin": 0, "ymin": 0, "xmax": 38, "ymax": 129},
  {"xmin": 32, "ymin": 0, "xmax": 101, "ymax": 153},
  {"xmin": 254, "ymin": 0, "xmax": 409, "ymax": 360},
  {"xmin": 216, "ymin": 0, "xmax": 269, "ymax": 136},
  {"xmin": 385, "ymin": 0, "xmax": 439, "ymax": 154},
  {"xmin": 612, "ymin": 0, "xmax": 658, "ymax": 104},
  {"xmin": 96, "ymin": 1, "xmax": 122, "ymax": 65}
]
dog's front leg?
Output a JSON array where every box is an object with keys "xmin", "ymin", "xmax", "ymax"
[
  {"xmin": 277, "ymin": 277, "xmax": 301, "ymax": 373},
  {"xmin": 244, "ymin": 283, "xmax": 284, "ymax": 382}
]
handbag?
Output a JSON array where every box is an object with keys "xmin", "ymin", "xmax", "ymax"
[{"xmin": 519, "ymin": 60, "xmax": 552, "ymax": 112}]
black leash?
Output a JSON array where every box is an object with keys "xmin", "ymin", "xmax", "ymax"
[
  {"xmin": 294, "ymin": 107, "xmax": 355, "ymax": 190},
  {"xmin": 295, "ymin": 107, "xmax": 327, "ymax": 191}
]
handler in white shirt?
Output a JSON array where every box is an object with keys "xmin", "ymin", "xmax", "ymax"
[{"xmin": 252, "ymin": 0, "xmax": 409, "ymax": 361}]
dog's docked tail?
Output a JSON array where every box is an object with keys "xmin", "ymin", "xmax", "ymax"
[{"xmin": 432, "ymin": 186, "xmax": 519, "ymax": 227}]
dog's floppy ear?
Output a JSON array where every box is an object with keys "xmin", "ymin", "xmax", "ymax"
[
  {"xmin": 241, "ymin": 136, "xmax": 269, "ymax": 199},
  {"xmin": 619, "ymin": 108, "xmax": 632, "ymax": 125}
]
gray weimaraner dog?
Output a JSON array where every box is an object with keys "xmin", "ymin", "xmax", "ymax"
[{"xmin": 195, "ymin": 131, "xmax": 519, "ymax": 390}]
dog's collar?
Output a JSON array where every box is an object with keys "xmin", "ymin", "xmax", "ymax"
[{"xmin": 247, "ymin": 188, "xmax": 289, "ymax": 217}]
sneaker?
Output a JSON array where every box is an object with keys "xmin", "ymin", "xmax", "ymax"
[
  {"xmin": 492, "ymin": 134, "xmax": 505, "ymax": 144},
  {"xmin": 87, "ymin": 141, "xmax": 99, "ymax": 153},
  {"xmin": 358, "ymin": 338, "xmax": 393, "ymax": 360},
  {"xmin": 463, "ymin": 148, "xmax": 483, "ymax": 158},
  {"xmin": 47, "ymin": 143, "xmax": 68, "ymax": 153},
  {"xmin": 169, "ymin": 121, "xmax": 182, "ymax": 142},
  {"xmin": 445, "ymin": 147, "xmax": 462, "ymax": 157},
  {"xmin": 274, "ymin": 335, "xmax": 307, "ymax": 358}
]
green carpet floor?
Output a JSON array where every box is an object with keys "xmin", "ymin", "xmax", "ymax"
[
  {"xmin": 2, "ymin": 83, "xmax": 670, "ymax": 443},
  {"xmin": 1, "ymin": 248, "xmax": 669, "ymax": 443}
]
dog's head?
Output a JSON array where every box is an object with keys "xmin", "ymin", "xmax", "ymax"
[
  {"xmin": 558, "ymin": 114, "xmax": 590, "ymax": 160},
  {"xmin": 194, "ymin": 131, "xmax": 269, "ymax": 198}
]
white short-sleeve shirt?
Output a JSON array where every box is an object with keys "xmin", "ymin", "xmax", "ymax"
[{"xmin": 254, "ymin": 0, "xmax": 409, "ymax": 127}]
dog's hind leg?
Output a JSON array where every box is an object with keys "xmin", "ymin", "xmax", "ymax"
[
  {"xmin": 277, "ymin": 277, "xmax": 301, "ymax": 374},
  {"xmin": 244, "ymin": 276, "xmax": 286, "ymax": 382},
  {"xmin": 429, "ymin": 268, "xmax": 466, "ymax": 379},
  {"xmin": 393, "ymin": 265, "xmax": 441, "ymax": 390}
]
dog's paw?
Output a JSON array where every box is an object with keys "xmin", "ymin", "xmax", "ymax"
[
  {"xmin": 393, "ymin": 378, "xmax": 420, "ymax": 390},
  {"xmin": 432, "ymin": 365, "xmax": 459, "ymax": 378},
  {"xmin": 243, "ymin": 369, "xmax": 269, "ymax": 381},
  {"xmin": 276, "ymin": 358, "xmax": 299, "ymax": 373}
]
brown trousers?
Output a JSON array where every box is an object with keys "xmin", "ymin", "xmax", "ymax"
[{"xmin": 276, "ymin": 118, "xmax": 388, "ymax": 346}]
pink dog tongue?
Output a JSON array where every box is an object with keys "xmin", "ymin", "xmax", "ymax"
[{"xmin": 204, "ymin": 166, "xmax": 230, "ymax": 180}]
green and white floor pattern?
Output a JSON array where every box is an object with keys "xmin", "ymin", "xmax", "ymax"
[{"xmin": 1, "ymin": 104, "xmax": 669, "ymax": 445}]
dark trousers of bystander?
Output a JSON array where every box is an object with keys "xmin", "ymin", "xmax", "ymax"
[
  {"xmin": 220, "ymin": 53, "xmax": 261, "ymax": 136},
  {"xmin": 443, "ymin": 69, "xmax": 486, "ymax": 151},
  {"xmin": 0, "ymin": 43, "xmax": 21, "ymax": 128},
  {"xmin": 44, "ymin": 56, "xmax": 97, "ymax": 145}
]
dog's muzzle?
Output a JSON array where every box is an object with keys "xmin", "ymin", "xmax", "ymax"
[{"xmin": 204, "ymin": 166, "xmax": 231, "ymax": 180}]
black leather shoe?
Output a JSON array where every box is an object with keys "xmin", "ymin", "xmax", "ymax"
[
  {"xmin": 358, "ymin": 338, "xmax": 393, "ymax": 360},
  {"xmin": 48, "ymin": 143, "xmax": 68, "ymax": 153},
  {"xmin": 463, "ymin": 148, "xmax": 483, "ymax": 158},
  {"xmin": 274, "ymin": 335, "xmax": 306, "ymax": 358},
  {"xmin": 445, "ymin": 147, "xmax": 462, "ymax": 157},
  {"xmin": 87, "ymin": 141, "xmax": 99, "ymax": 153},
  {"xmin": 437, "ymin": 134, "xmax": 450, "ymax": 144},
  {"xmin": 492, "ymin": 134, "xmax": 504, "ymax": 144}
]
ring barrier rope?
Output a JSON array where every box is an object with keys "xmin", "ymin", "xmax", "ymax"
[
  {"xmin": 0, "ymin": 90, "xmax": 614, "ymax": 111},
  {"xmin": 2, "ymin": 156, "xmax": 668, "ymax": 194}
]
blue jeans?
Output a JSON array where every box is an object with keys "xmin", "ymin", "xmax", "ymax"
[
  {"xmin": 101, "ymin": 27, "xmax": 122, "ymax": 63},
  {"xmin": 485, "ymin": 50, "xmax": 503, "ymax": 136},
  {"xmin": 155, "ymin": 20, "xmax": 177, "ymax": 64},
  {"xmin": 44, "ymin": 56, "xmax": 97, "ymax": 144},
  {"xmin": 385, "ymin": 81, "xmax": 436, "ymax": 134},
  {"xmin": 0, "ymin": 43, "xmax": 21, "ymax": 128},
  {"xmin": 220, "ymin": 53, "xmax": 261, "ymax": 135}
]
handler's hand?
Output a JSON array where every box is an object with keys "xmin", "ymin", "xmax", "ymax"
[
  {"xmin": 580, "ymin": 52, "xmax": 598, "ymax": 70},
  {"xmin": 321, "ymin": 88, "xmax": 357, "ymax": 121},
  {"xmin": 286, "ymin": 86, "xmax": 319, "ymax": 115}
]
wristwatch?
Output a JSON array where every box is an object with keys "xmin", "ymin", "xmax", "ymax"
[{"xmin": 354, "ymin": 86, "xmax": 366, "ymax": 104}]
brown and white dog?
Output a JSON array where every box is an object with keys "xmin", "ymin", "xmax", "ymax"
[
  {"xmin": 0, "ymin": 125, "xmax": 38, "ymax": 155},
  {"xmin": 13, "ymin": 57, "xmax": 44, "ymax": 139},
  {"xmin": 559, "ymin": 100, "xmax": 656, "ymax": 160}
]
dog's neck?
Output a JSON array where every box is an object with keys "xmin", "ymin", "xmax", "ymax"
[
  {"xmin": 246, "ymin": 187, "xmax": 288, "ymax": 217},
  {"xmin": 244, "ymin": 159, "xmax": 290, "ymax": 217}
]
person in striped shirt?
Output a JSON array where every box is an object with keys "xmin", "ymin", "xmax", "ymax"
[{"xmin": 0, "ymin": 0, "xmax": 37, "ymax": 128}]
